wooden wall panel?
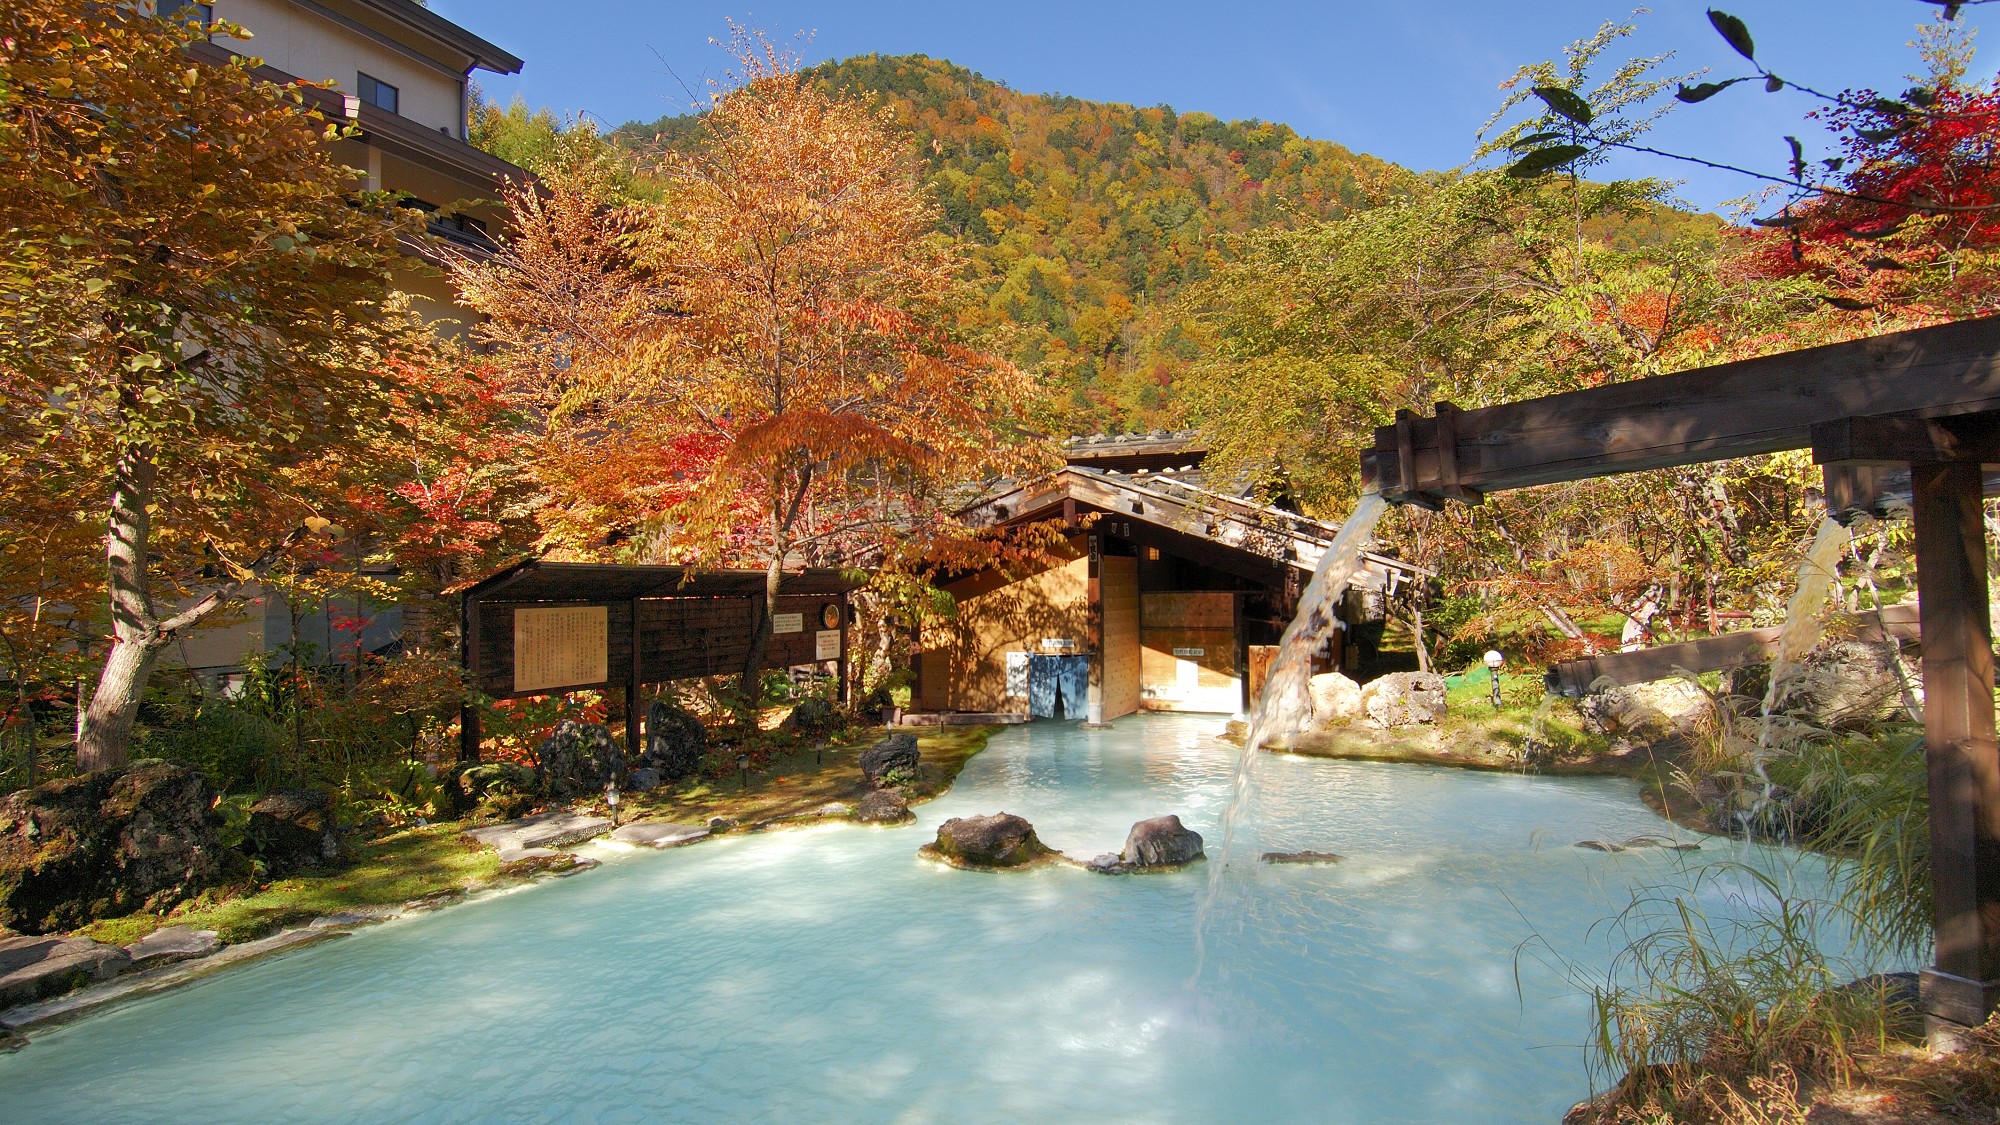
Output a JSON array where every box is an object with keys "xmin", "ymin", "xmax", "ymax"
[
  {"xmin": 922, "ymin": 552, "xmax": 1088, "ymax": 713},
  {"xmin": 1140, "ymin": 591, "xmax": 1236, "ymax": 630},
  {"xmin": 1138, "ymin": 592, "xmax": 1241, "ymax": 713},
  {"xmin": 476, "ymin": 594, "xmax": 843, "ymax": 699},
  {"xmin": 1101, "ymin": 556, "xmax": 1141, "ymax": 720}
]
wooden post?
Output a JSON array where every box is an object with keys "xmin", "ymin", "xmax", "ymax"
[
  {"xmin": 836, "ymin": 594, "xmax": 851, "ymax": 706},
  {"xmin": 1911, "ymin": 459, "xmax": 2000, "ymax": 1030},
  {"xmin": 626, "ymin": 597, "xmax": 644, "ymax": 763},
  {"xmin": 458, "ymin": 592, "xmax": 481, "ymax": 764}
]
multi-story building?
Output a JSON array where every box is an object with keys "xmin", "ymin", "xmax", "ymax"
[{"xmin": 162, "ymin": 0, "xmax": 529, "ymax": 679}]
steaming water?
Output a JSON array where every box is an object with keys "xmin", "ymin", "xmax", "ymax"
[{"xmin": 0, "ymin": 714, "xmax": 1871, "ymax": 1124}]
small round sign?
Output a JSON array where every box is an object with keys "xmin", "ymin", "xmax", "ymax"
[{"xmin": 821, "ymin": 602, "xmax": 842, "ymax": 629}]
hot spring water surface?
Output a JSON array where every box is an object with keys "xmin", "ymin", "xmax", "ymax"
[{"xmin": 2, "ymin": 715, "xmax": 1857, "ymax": 1123}]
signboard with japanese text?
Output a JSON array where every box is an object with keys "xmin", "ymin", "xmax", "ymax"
[{"xmin": 513, "ymin": 606, "xmax": 608, "ymax": 693}]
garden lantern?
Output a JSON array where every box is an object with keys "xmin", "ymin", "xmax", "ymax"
[
  {"xmin": 1484, "ymin": 650, "xmax": 1504, "ymax": 710},
  {"xmin": 737, "ymin": 753, "xmax": 751, "ymax": 790},
  {"xmin": 604, "ymin": 780, "xmax": 621, "ymax": 827}
]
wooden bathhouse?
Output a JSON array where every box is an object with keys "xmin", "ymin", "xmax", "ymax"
[{"xmin": 911, "ymin": 433, "xmax": 1427, "ymax": 723}]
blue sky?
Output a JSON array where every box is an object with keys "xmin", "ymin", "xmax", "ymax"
[{"xmin": 432, "ymin": 1, "xmax": 1998, "ymax": 214}]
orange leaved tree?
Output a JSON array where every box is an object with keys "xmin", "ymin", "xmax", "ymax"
[
  {"xmin": 461, "ymin": 33, "xmax": 1045, "ymax": 705},
  {"xmin": 0, "ymin": 1, "xmax": 428, "ymax": 771}
]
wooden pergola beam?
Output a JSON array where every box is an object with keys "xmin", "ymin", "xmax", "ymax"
[{"xmin": 1362, "ymin": 315, "xmax": 2000, "ymax": 503}]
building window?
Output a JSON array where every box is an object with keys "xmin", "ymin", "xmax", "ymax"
[
  {"xmin": 356, "ymin": 73, "xmax": 399, "ymax": 115},
  {"xmin": 159, "ymin": 2, "xmax": 213, "ymax": 27}
]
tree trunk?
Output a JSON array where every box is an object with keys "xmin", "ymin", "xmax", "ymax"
[
  {"xmin": 735, "ymin": 547, "xmax": 784, "ymax": 716},
  {"xmin": 77, "ymin": 449, "xmax": 164, "ymax": 773}
]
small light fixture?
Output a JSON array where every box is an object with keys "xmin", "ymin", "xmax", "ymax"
[
  {"xmin": 1484, "ymin": 650, "xmax": 1505, "ymax": 710},
  {"xmin": 604, "ymin": 780, "xmax": 621, "ymax": 826},
  {"xmin": 737, "ymin": 753, "xmax": 751, "ymax": 790}
]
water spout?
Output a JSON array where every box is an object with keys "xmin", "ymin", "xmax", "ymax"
[{"xmin": 1194, "ymin": 492, "xmax": 1390, "ymax": 978}]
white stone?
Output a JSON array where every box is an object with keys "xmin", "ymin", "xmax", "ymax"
[
  {"xmin": 122, "ymin": 926, "xmax": 220, "ymax": 969},
  {"xmin": 606, "ymin": 822, "xmax": 710, "ymax": 849},
  {"xmin": 1307, "ymin": 673, "xmax": 1362, "ymax": 728}
]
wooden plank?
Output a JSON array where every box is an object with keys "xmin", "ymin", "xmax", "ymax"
[
  {"xmin": 1547, "ymin": 604, "xmax": 1921, "ymax": 693},
  {"xmin": 1102, "ymin": 556, "xmax": 1141, "ymax": 720},
  {"xmin": 1363, "ymin": 315, "xmax": 2000, "ymax": 501},
  {"xmin": 1141, "ymin": 592, "xmax": 1236, "ymax": 630},
  {"xmin": 1911, "ymin": 460, "xmax": 2000, "ymax": 1027},
  {"xmin": 1813, "ymin": 410, "xmax": 2000, "ymax": 466}
]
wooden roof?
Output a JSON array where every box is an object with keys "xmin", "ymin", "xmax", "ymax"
[
  {"xmin": 457, "ymin": 560, "xmax": 867, "ymax": 604},
  {"xmin": 959, "ymin": 467, "xmax": 1430, "ymax": 583}
]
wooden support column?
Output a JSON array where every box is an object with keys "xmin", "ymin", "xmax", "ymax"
[
  {"xmin": 1911, "ymin": 459, "xmax": 2000, "ymax": 1029},
  {"xmin": 458, "ymin": 593, "xmax": 481, "ymax": 763},
  {"xmin": 1084, "ymin": 528, "xmax": 1106, "ymax": 726},
  {"xmin": 836, "ymin": 595, "xmax": 851, "ymax": 706},
  {"xmin": 626, "ymin": 597, "xmax": 644, "ymax": 762}
]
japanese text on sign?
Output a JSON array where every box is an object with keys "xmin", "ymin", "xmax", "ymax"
[{"xmin": 513, "ymin": 606, "xmax": 608, "ymax": 693}]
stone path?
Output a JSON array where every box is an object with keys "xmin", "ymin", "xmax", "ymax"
[
  {"xmin": 461, "ymin": 810, "xmax": 613, "ymax": 861},
  {"xmin": 606, "ymin": 822, "xmax": 710, "ymax": 848}
]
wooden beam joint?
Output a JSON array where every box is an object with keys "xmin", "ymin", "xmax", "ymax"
[{"xmin": 1367, "ymin": 402, "xmax": 1484, "ymax": 510}]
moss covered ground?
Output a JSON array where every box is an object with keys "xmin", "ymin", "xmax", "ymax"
[{"xmin": 71, "ymin": 724, "xmax": 997, "ymax": 949}]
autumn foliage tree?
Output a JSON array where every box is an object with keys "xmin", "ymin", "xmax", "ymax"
[
  {"xmin": 460, "ymin": 31, "xmax": 1043, "ymax": 704},
  {"xmin": 0, "ymin": 1, "xmax": 431, "ymax": 770}
]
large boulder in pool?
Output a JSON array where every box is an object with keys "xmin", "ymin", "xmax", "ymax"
[
  {"xmin": 642, "ymin": 700, "xmax": 707, "ymax": 783},
  {"xmin": 1121, "ymin": 815, "xmax": 1205, "ymax": 869},
  {"xmin": 1305, "ymin": 672, "xmax": 1363, "ymax": 730},
  {"xmin": 920, "ymin": 813, "xmax": 1053, "ymax": 869},
  {"xmin": 244, "ymin": 788, "xmax": 340, "ymax": 876},
  {"xmin": 860, "ymin": 733, "xmax": 920, "ymax": 788},
  {"xmin": 535, "ymin": 720, "xmax": 623, "ymax": 801},
  {"xmin": 0, "ymin": 760, "xmax": 223, "ymax": 934},
  {"xmin": 1358, "ymin": 672, "xmax": 1447, "ymax": 728}
]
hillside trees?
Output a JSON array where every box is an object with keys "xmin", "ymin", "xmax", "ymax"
[
  {"xmin": 0, "ymin": 1, "xmax": 462, "ymax": 770},
  {"xmin": 459, "ymin": 32, "xmax": 1043, "ymax": 706},
  {"xmin": 613, "ymin": 53, "xmax": 1406, "ymax": 432}
]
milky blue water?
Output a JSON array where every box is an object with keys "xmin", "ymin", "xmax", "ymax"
[{"xmin": 0, "ymin": 715, "xmax": 1866, "ymax": 1123}]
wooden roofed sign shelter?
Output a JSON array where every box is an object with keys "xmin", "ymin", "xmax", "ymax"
[
  {"xmin": 1359, "ymin": 314, "xmax": 2000, "ymax": 1033},
  {"xmin": 456, "ymin": 562, "xmax": 864, "ymax": 763}
]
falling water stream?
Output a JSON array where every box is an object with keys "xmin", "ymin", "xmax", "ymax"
[
  {"xmin": 1751, "ymin": 516, "xmax": 1852, "ymax": 795},
  {"xmin": 1194, "ymin": 493, "xmax": 1389, "ymax": 974}
]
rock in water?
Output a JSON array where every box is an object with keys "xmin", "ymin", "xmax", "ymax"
[
  {"xmin": 1120, "ymin": 815, "xmax": 1205, "ymax": 869},
  {"xmin": 853, "ymin": 789, "xmax": 912, "ymax": 825},
  {"xmin": 1261, "ymin": 851, "xmax": 1342, "ymax": 865},
  {"xmin": 1358, "ymin": 672, "xmax": 1449, "ymax": 728},
  {"xmin": 0, "ymin": 933, "xmax": 133, "ymax": 1006},
  {"xmin": 534, "ymin": 720, "xmax": 623, "ymax": 801},
  {"xmin": 245, "ymin": 788, "xmax": 339, "ymax": 876},
  {"xmin": 0, "ymin": 760, "xmax": 222, "ymax": 934},
  {"xmin": 1306, "ymin": 672, "xmax": 1363, "ymax": 729},
  {"xmin": 642, "ymin": 701, "xmax": 707, "ymax": 782},
  {"xmin": 860, "ymin": 733, "xmax": 920, "ymax": 787},
  {"xmin": 921, "ymin": 813, "xmax": 1052, "ymax": 868}
]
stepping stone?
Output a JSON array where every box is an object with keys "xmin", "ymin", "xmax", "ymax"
[
  {"xmin": 122, "ymin": 926, "xmax": 220, "ymax": 969},
  {"xmin": 462, "ymin": 810, "xmax": 613, "ymax": 854},
  {"xmin": 1261, "ymin": 851, "xmax": 1344, "ymax": 865},
  {"xmin": 495, "ymin": 846, "xmax": 560, "ymax": 864},
  {"xmin": 308, "ymin": 908, "xmax": 399, "ymax": 930},
  {"xmin": 607, "ymin": 822, "xmax": 710, "ymax": 848},
  {"xmin": 0, "ymin": 934, "xmax": 133, "ymax": 1008}
]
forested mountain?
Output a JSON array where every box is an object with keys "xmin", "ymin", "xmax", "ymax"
[{"xmin": 611, "ymin": 54, "xmax": 1409, "ymax": 429}]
